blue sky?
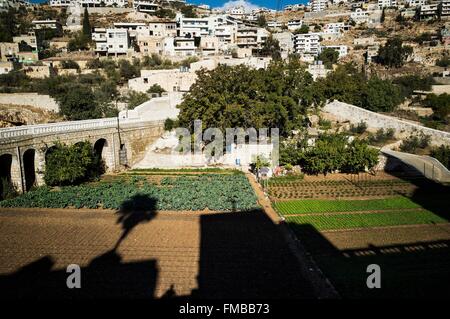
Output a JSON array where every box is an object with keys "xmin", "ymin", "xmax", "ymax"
[{"xmin": 30, "ymin": 0, "xmax": 308, "ymax": 10}]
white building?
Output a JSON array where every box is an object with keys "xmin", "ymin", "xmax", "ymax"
[
  {"xmin": 310, "ymin": 0, "xmax": 327, "ymax": 12},
  {"xmin": 133, "ymin": 0, "xmax": 160, "ymax": 13},
  {"xmin": 378, "ymin": 0, "xmax": 397, "ymax": 9},
  {"xmin": 406, "ymin": 0, "xmax": 427, "ymax": 8},
  {"xmin": 32, "ymin": 20, "xmax": 62, "ymax": 30},
  {"xmin": 351, "ymin": 8, "xmax": 370, "ymax": 24},
  {"xmin": 267, "ymin": 21, "xmax": 283, "ymax": 30},
  {"xmin": 287, "ymin": 19, "xmax": 303, "ymax": 31},
  {"xmin": 320, "ymin": 45, "xmax": 348, "ymax": 58},
  {"xmin": 294, "ymin": 33, "xmax": 321, "ymax": 55},
  {"xmin": 236, "ymin": 27, "xmax": 269, "ymax": 49},
  {"xmin": 93, "ymin": 28, "xmax": 129, "ymax": 55},
  {"xmin": 420, "ymin": 3, "xmax": 439, "ymax": 20},
  {"xmin": 307, "ymin": 61, "xmax": 329, "ymax": 80}
]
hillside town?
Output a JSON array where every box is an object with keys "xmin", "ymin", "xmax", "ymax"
[{"xmin": 0, "ymin": 0, "xmax": 450, "ymax": 303}]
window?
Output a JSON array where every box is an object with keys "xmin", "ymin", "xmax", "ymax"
[{"xmin": 144, "ymin": 78, "xmax": 148, "ymax": 83}]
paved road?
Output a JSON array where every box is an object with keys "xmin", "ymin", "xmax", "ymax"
[{"xmin": 0, "ymin": 208, "xmax": 316, "ymax": 299}]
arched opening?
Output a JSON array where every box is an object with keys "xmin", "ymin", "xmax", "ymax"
[
  {"xmin": 23, "ymin": 149, "xmax": 36, "ymax": 192},
  {"xmin": 94, "ymin": 138, "xmax": 108, "ymax": 159},
  {"xmin": 0, "ymin": 154, "xmax": 13, "ymax": 200}
]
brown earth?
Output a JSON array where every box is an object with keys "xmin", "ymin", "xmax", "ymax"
[{"xmin": 0, "ymin": 207, "xmax": 317, "ymax": 299}]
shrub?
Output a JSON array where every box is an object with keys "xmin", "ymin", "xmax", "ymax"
[
  {"xmin": 367, "ymin": 128, "xmax": 395, "ymax": 145},
  {"xmin": 125, "ymin": 90, "xmax": 149, "ymax": 109},
  {"xmin": 60, "ymin": 60, "xmax": 80, "ymax": 69},
  {"xmin": 399, "ymin": 133, "xmax": 431, "ymax": 154},
  {"xmin": 350, "ymin": 121, "xmax": 368, "ymax": 134},
  {"xmin": 430, "ymin": 145, "xmax": 450, "ymax": 169},
  {"xmin": 0, "ymin": 177, "xmax": 17, "ymax": 200},
  {"xmin": 44, "ymin": 141, "xmax": 105, "ymax": 186},
  {"xmin": 164, "ymin": 118, "xmax": 176, "ymax": 131}
]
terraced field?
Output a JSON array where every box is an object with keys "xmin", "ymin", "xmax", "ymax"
[
  {"xmin": 269, "ymin": 179, "xmax": 418, "ymax": 200},
  {"xmin": 269, "ymin": 173, "xmax": 450, "ymax": 298}
]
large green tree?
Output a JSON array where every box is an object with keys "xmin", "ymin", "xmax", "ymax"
[
  {"xmin": 177, "ymin": 59, "xmax": 323, "ymax": 136},
  {"xmin": 377, "ymin": 37, "xmax": 413, "ymax": 68},
  {"xmin": 57, "ymin": 83, "xmax": 101, "ymax": 120},
  {"xmin": 317, "ymin": 48, "xmax": 339, "ymax": 69},
  {"xmin": 362, "ymin": 77, "xmax": 403, "ymax": 112}
]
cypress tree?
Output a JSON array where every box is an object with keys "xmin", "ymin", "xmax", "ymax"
[{"xmin": 82, "ymin": 7, "xmax": 91, "ymax": 40}]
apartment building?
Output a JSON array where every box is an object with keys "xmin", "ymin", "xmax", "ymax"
[
  {"xmin": 32, "ymin": 20, "xmax": 63, "ymax": 31},
  {"xmin": 406, "ymin": 0, "xmax": 427, "ymax": 8},
  {"xmin": 136, "ymin": 36, "xmax": 164, "ymax": 55},
  {"xmin": 420, "ymin": 3, "xmax": 439, "ymax": 20},
  {"xmin": 113, "ymin": 22, "xmax": 147, "ymax": 39},
  {"xmin": 378, "ymin": 0, "xmax": 397, "ymax": 8},
  {"xmin": 148, "ymin": 21, "xmax": 178, "ymax": 37},
  {"xmin": 323, "ymin": 22, "xmax": 350, "ymax": 34},
  {"xmin": 441, "ymin": 0, "xmax": 450, "ymax": 19},
  {"xmin": 267, "ymin": 21, "xmax": 283, "ymax": 30},
  {"xmin": 307, "ymin": 61, "xmax": 329, "ymax": 81},
  {"xmin": 287, "ymin": 19, "xmax": 303, "ymax": 31},
  {"xmin": 310, "ymin": 0, "xmax": 327, "ymax": 12},
  {"xmin": 50, "ymin": 0, "xmax": 127, "ymax": 6},
  {"xmin": 93, "ymin": 28, "xmax": 129, "ymax": 55},
  {"xmin": 49, "ymin": 0, "xmax": 71, "ymax": 6},
  {"xmin": 320, "ymin": 45, "xmax": 348, "ymax": 58},
  {"xmin": 294, "ymin": 33, "xmax": 320, "ymax": 55},
  {"xmin": 351, "ymin": 8, "xmax": 370, "ymax": 24},
  {"xmin": 133, "ymin": 0, "xmax": 160, "ymax": 13},
  {"xmin": 173, "ymin": 37, "xmax": 196, "ymax": 56},
  {"xmin": 236, "ymin": 27, "xmax": 269, "ymax": 49},
  {"xmin": 199, "ymin": 36, "xmax": 219, "ymax": 56}
]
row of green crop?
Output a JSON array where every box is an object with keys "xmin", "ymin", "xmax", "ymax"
[
  {"xmin": 286, "ymin": 210, "xmax": 447, "ymax": 231},
  {"xmin": 0, "ymin": 175, "xmax": 258, "ymax": 211},
  {"xmin": 273, "ymin": 197, "xmax": 421, "ymax": 214}
]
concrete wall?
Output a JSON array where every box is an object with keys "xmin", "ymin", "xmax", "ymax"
[
  {"xmin": 323, "ymin": 100, "xmax": 450, "ymax": 145},
  {"xmin": 0, "ymin": 93, "xmax": 59, "ymax": 112}
]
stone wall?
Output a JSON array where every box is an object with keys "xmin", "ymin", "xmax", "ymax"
[
  {"xmin": 0, "ymin": 93, "xmax": 59, "ymax": 112},
  {"xmin": 323, "ymin": 100, "xmax": 450, "ymax": 146}
]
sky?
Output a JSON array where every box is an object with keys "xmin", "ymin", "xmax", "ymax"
[{"xmin": 29, "ymin": 0, "xmax": 309, "ymax": 11}]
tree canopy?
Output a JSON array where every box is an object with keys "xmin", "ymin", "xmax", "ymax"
[
  {"xmin": 377, "ymin": 37, "xmax": 413, "ymax": 68},
  {"xmin": 177, "ymin": 59, "xmax": 323, "ymax": 136}
]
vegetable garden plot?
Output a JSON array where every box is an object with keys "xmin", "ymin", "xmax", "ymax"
[
  {"xmin": 274, "ymin": 197, "xmax": 421, "ymax": 215},
  {"xmin": 286, "ymin": 210, "xmax": 447, "ymax": 231},
  {"xmin": 0, "ymin": 174, "xmax": 258, "ymax": 211},
  {"xmin": 268, "ymin": 179, "xmax": 419, "ymax": 200}
]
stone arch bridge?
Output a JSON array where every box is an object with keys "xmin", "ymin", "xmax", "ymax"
[{"xmin": 0, "ymin": 117, "xmax": 164, "ymax": 194}]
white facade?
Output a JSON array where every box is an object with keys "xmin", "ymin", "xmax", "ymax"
[
  {"xmin": 287, "ymin": 19, "xmax": 303, "ymax": 31},
  {"xmin": 93, "ymin": 28, "xmax": 129, "ymax": 55},
  {"xmin": 406, "ymin": 0, "xmax": 426, "ymax": 7},
  {"xmin": 378, "ymin": 0, "xmax": 397, "ymax": 8},
  {"xmin": 236, "ymin": 27, "xmax": 269, "ymax": 48},
  {"xmin": 294, "ymin": 33, "xmax": 321, "ymax": 55},
  {"xmin": 310, "ymin": 0, "xmax": 327, "ymax": 12},
  {"xmin": 50, "ymin": 0, "xmax": 127, "ymax": 7},
  {"xmin": 320, "ymin": 45, "xmax": 348, "ymax": 58},
  {"xmin": 307, "ymin": 61, "xmax": 329, "ymax": 80},
  {"xmin": 133, "ymin": 0, "xmax": 160, "ymax": 13}
]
